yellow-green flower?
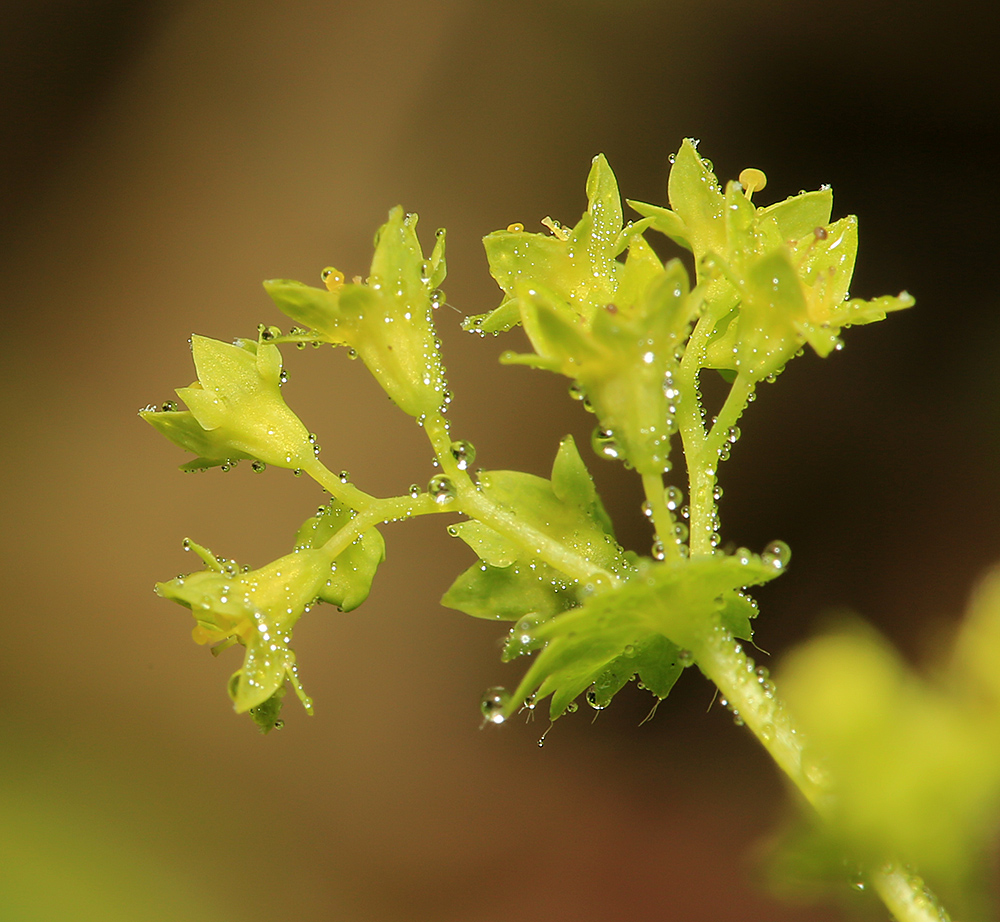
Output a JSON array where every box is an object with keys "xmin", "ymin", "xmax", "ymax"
[
  {"xmin": 156, "ymin": 540, "xmax": 336, "ymax": 715},
  {"xmin": 632, "ymin": 140, "xmax": 914, "ymax": 380},
  {"xmin": 263, "ymin": 207, "xmax": 448, "ymax": 419},
  {"xmin": 141, "ymin": 333, "xmax": 312, "ymax": 470}
]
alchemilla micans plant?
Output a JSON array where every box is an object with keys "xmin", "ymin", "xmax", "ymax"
[{"xmin": 142, "ymin": 141, "xmax": 1000, "ymax": 921}]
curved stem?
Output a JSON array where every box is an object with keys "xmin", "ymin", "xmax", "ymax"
[
  {"xmin": 423, "ymin": 411, "xmax": 618, "ymax": 586},
  {"xmin": 692, "ymin": 622, "xmax": 951, "ymax": 922}
]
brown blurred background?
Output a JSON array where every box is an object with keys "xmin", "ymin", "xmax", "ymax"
[{"xmin": 1, "ymin": 1, "xmax": 998, "ymax": 919}]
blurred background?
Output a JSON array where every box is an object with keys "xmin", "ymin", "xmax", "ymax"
[{"xmin": 2, "ymin": 1, "xmax": 999, "ymax": 919}]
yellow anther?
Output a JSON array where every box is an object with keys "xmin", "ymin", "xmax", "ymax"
[
  {"xmin": 506, "ymin": 222, "xmax": 525, "ymax": 233},
  {"xmin": 738, "ymin": 168, "xmax": 767, "ymax": 201},
  {"xmin": 320, "ymin": 267, "xmax": 344, "ymax": 291}
]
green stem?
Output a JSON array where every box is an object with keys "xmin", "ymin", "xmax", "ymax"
[
  {"xmin": 641, "ymin": 473, "xmax": 681, "ymax": 562},
  {"xmin": 692, "ymin": 621, "xmax": 951, "ymax": 922},
  {"xmin": 422, "ymin": 411, "xmax": 618, "ymax": 586},
  {"xmin": 688, "ymin": 373, "xmax": 754, "ymax": 557}
]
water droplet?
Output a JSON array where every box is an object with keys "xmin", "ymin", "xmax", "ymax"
[
  {"xmin": 428, "ymin": 474, "xmax": 456, "ymax": 504},
  {"xmin": 506, "ymin": 222, "xmax": 524, "ymax": 233},
  {"xmin": 480, "ymin": 686, "xmax": 510, "ymax": 724},
  {"xmin": 568, "ymin": 382, "xmax": 586, "ymax": 401},
  {"xmin": 251, "ymin": 460, "xmax": 266, "ymax": 473},
  {"xmin": 665, "ymin": 486, "xmax": 683, "ymax": 510},
  {"xmin": 181, "ymin": 538, "xmax": 192, "ymax": 551},
  {"xmin": 591, "ymin": 426, "xmax": 622, "ymax": 461},
  {"xmin": 339, "ymin": 470, "xmax": 350, "ymax": 484},
  {"xmin": 761, "ymin": 540, "xmax": 791, "ymax": 570},
  {"xmin": 408, "ymin": 483, "xmax": 421, "ymax": 499},
  {"xmin": 449, "ymin": 439, "xmax": 476, "ymax": 470},
  {"xmin": 160, "ymin": 400, "xmax": 178, "ymax": 412},
  {"xmin": 585, "ymin": 685, "xmax": 606, "ymax": 710},
  {"xmin": 272, "ymin": 718, "xmax": 285, "ymax": 730},
  {"xmin": 651, "ymin": 538, "xmax": 666, "ymax": 561},
  {"xmin": 641, "ymin": 500, "xmax": 654, "ymax": 519}
]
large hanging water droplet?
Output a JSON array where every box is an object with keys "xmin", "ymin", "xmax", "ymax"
[
  {"xmin": 251, "ymin": 460, "xmax": 266, "ymax": 473},
  {"xmin": 591, "ymin": 427, "xmax": 622, "ymax": 461},
  {"xmin": 449, "ymin": 439, "xmax": 476, "ymax": 470},
  {"xmin": 480, "ymin": 686, "xmax": 510, "ymax": 724},
  {"xmin": 428, "ymin": 474, "xmax": 456, "ymax": 504},
  {"xmin": 585, "ymin": 684, "xmax": 607, "ymax": 710},
  {"xmin": 761, "ymin": 540, "xmax": 791, "ymax": 571}
]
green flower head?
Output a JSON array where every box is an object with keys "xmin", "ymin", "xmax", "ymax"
[
  {"xmin": 468, "ymin": 154, "xmax": 693, "ymax": 475},
  {"xmin": 141, "ymin": 333, "xmax": 312, "ymax": 470},
  {"xmin": 631, "ymin": 139, "xmax": 914, "ymax": 380},
  {"xmin": 263, "ymin": 207, "xmax": 448, "ymax": 419},
  {"xmin": 155, "ymin": 540, "xmax": 336, "ymax": 716}
]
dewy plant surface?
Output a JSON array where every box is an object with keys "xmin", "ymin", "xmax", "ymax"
[{"xmin": 142, "ymin": 141, "xmax": 1000, "ymax": 921}]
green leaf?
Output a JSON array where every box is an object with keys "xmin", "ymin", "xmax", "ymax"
[
  {"xmin": 589, "ymin": 634, "xmax": 686, "ymax": 709},
  {"xmin": 441, "ymin": 559, "xmax": 579, "ymax": 622},
  {"xmin": 550, "ymin": 434, "xmax": 615, "ymax": 536},
  {"xmin": 585, "ymin": 153, "xmax": 624, "ymax": 262},
  {"xmin": 509, "ymin": 552, "xmax": 786, "ymax": 719},
  {"xmin": 449, "ymin": 520, "xmax": 518, "ymax": 568},
  {"xmin": 294, "ymin": 500, "xmax": 386, "ymax": 611},
  {"xmin": 441, "ymin": 436, "xmax": 627, "ymax": 625}
]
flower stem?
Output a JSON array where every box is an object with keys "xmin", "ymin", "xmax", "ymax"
[{"xmin": 641, "ymin": 472, "xmax": 681, "ymax": 562}]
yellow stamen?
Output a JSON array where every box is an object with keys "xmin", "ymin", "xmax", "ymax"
[{"xmin": 738, "ymin": 168, "xmax": 767, "ymax": 202}]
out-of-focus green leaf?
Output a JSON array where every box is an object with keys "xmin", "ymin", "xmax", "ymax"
[{"xmin": 781, "ymin": 566, "xmax": 1000, "ymax": 898}]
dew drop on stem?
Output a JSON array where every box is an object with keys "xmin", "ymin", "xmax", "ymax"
[
  {"xmin": 428, "ymin": 474, "xmax": 456, "ymax": 504},
  {"xmin": 449, "ymin": 439, "xmax": 476, "ymax": 470}
]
